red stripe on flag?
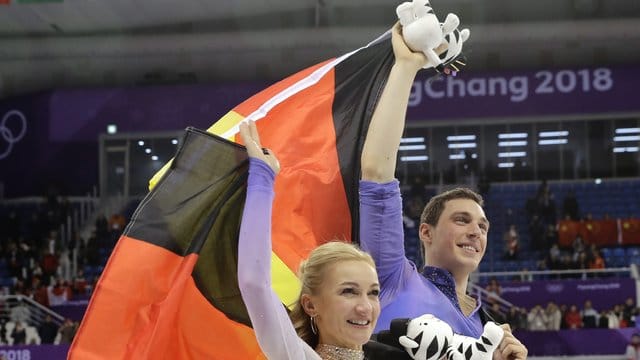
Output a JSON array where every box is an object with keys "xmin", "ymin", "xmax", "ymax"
[
  {"xmin": 235, "ymin": 67, "xmax": 349, "ymax": 271},
  {"xmin": 70, "ymin": 236, "xmax": 264, "ymax": 359}
]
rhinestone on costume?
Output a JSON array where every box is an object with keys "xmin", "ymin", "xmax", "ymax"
[{"xmin": 316, "ymin": 344, "xmax": 364, "ymax": 360}]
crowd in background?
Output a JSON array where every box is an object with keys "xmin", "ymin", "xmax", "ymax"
[
  {"xmin": 1, "ymin": 179, "xmax": 639, "ymax": 347},
  {"xmin": 485, "ymin": 278, "xmax": 639, "ymax": 332},
  {"xmin": 0, "ymin": 188, "xmax": 125, "ymax": 345}
]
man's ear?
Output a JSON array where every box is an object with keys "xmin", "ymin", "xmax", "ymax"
[
  {"xmin": 300, "ymin": 294, "xmax": 317, "ymax": 316},
  {"xmin": 419, "ymin": 222, "xmax": 434, "ymax": 244}
]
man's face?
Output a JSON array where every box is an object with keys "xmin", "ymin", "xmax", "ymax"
[{"xmin": 421, "ymin": 198, "xmax": 488, "ymax": 276}]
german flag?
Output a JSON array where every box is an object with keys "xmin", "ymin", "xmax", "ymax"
[{"xmin": 70, "ymin": 31, "xmax": 396, "ymax": 359}]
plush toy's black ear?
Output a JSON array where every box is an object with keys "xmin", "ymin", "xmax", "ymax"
[
  {"xmin": 363, "ymin": 318, "xmax": 412, "ymax": 360},
  {"xmin": 390, "ymin": 318, "xmax": 411, "ymax": 337}
]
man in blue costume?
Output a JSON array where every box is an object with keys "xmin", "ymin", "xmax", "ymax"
[{"xmin": 358, "ymin": 24, "xmax": 528, "ymax": 360}]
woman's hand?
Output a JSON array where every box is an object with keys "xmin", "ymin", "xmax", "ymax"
[
  {"xmin": 493, "ymin": 324, "xmax": 528, "ymax": 360},
  {"xmin": 239, "ymin": 120, "xmax": 280, "ymax": 175}
]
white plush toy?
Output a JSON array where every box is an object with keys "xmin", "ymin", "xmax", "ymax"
[
  {"xmin": 399, "ymin": 314, "xmax": 504, "ymax": 360},
  {"xmin": 396, "ymin": 0, "xmax": 469, "ymax": 72},
  {"xmin": 399, "ymin": 314, "xmax": 453, "ymax": 360},
  {"xmin": 445, "ymin": 322, "xmax": 504, "ymax": 360}
]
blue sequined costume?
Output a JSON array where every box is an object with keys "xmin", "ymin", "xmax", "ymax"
[{"xmin": 359, "ymin": 180, "xmax": 484, "ymax": 337}]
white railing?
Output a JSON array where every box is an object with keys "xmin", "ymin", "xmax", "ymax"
[
  {"xmin": 474, "ymin": 267, "xmax": 632, "ymax": 281},
  {"xmin": 469, "ymin": 282, "xmax": 514, "ymax": 315},
  {"xmin": 0, "ymin": 295, "xmax": 65, "ymax": 327}
]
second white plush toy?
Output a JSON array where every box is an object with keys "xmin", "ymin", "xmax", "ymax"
[
  {"xmin": 396, "ymin": 0, "xmax": 458, "ymax": 70},
  {"xmin": 396, "ymin": 0, "xmax": 469, "ymax": 72}
]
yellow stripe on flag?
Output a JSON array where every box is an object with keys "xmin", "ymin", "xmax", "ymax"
[
  {"xmin": 207, "ymin": 110, "xmax": 245, "ymax": 140},
  {"xmin": 272, "ymin": 253, "xmax": 301, "ymax": 310}
]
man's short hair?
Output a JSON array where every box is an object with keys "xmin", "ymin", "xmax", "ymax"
[{"xmin": 420, "ymin": 187, "xmax": 484, "ymax": 226}]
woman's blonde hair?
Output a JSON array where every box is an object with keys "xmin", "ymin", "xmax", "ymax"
[{"xmin": 289, "ymin": 241, "xmax": 375, "ymax": 348}]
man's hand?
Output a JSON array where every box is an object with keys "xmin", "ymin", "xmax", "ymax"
[
  {"xmin": 493, "ymin": 324, "xmax": 528, "ymax": 360},
  {"xmin": 392, "ymin": 22, "xmax": 449, "ymax": 72},
  {"xmin": 391, "ymin": 22, "xmax": 429, "ymax": 72}
]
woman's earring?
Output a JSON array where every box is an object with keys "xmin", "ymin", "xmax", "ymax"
[{"xmin": 310, "ymin": 316, "xmax": 318, "ymax": 335}]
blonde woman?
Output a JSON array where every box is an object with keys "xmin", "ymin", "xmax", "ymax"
[{"xmin": 237, "ymin": 121, "xmax": 380, "ymax": 359}]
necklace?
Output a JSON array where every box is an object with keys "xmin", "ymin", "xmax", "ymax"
[
  {"xmin": 457, "ymin": 292, "xmax": 477, "ymax": 315},
  {"xmin": 316, "ymin": 344, "xmax": 364, "ymax": 360}
]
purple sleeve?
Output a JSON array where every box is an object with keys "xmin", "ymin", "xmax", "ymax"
[
  {"xmin": 359, "ymin": 180, "xmax": 414, "ymax": 306},
  {"xmin": 237, "ymin": 158, "xmax": 318, "ymax": 360}
]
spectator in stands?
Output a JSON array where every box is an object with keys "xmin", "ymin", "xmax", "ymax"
[
  {"xmin": 41, "ymin": 248, "xmax": 59, "ymax": 280},
  {"xmin": 108, "ymin": 213, "xmax": 126, "ymax": 233},
  {"xmin": 545, "ymin": 301, "xmax": 562, "ymax": 331},
  {"xmin": 581, "ymin": 300, "xmax": 600, "ymax": 328},
  {"xmin": 73, "ymin": 269, "xmax": 88, "ymax": 295},
  {"xmin": 548, "ymin": 243, "xmax": 561, "ymax": 270},
  {"xmin": 616, "ymin": 304, "xmax": 629, "ymax": 328},
  {"xmin": 519, "ymin": 268, "xmax": 533, "ymax": 282},
  {"xmin": 626, "ymin": 333, "xmax": 640, "ymax": 360},
  {"xmin": 536, "ymin": 179, "xmax": 549, "ymax": 199},
  {"xmin": 48, "ymin": 278, "xmax": 69, "ymax": 306},
  {"xmin": 84, "ymin": 229, "xmax": 101, "ymax": 266},
  {"xmin": 58, "ymin": 318, "xmax": 78, "ymax": 344},
  {"xmin": 528, "ymin": 214, "xmax": 546, "ymax": 251},
  {"xmin": 58, "ymin": 248, "xmax": 72, "ymax": 281},
  {"xmin": 624, "ymin": 297, "xmax": 638, "ymax": 327},
  {"xmin": 34, "ymin": 283, "xmax": 49, "ymax": 307},
  {"xmin": 537, "ymin": 186, "xmax": 557, "ymax": 226},
  {"xmin": 45, "ymin": 230, "xmax": 58, "ymax": 258},
  {"xmin": 503, "ymin": 224, "xmax": 520, "ymax": 260},
  {"xmin": 484, "ymin": 277, "xmax": 501, "ymax": 304},
  {"xmin": 7, "ymin": 241, "xmax": 25, "ymax": 280},
  {"xmin": 9, "ymin": 298, "xmax": 30, "ymax": 325},
  {"xmin": 544, "ymin": 225, "xmax": 558, "ymax": 253},
  {"xmin": 38, "ymin": 315, "xmax": 59, "ymax": 344},
  {"xmin": 536, "ymin": 259, "xmax": 549, "ymax": 279},
  {"xmin": 12, "ymin": 279, "xmax": 26, "ymax": 297},
  {"xmin": 599, "ymin": 308, "xmax": 619, "ymax": 328},
  {"xmin": 575, "ymin": 252, "xmax": 590, "ymax": 279},
  {"xmin": 559, "ymin": 304, "xmax": 569, "ymax": 329},
  {"xmin": 562, "ymin": 189, "xmax": 580, "ymax": 221},
  {"xmin": 527, "ymin": 305, "xmax": 548, "ymax": 331},
  {"xmin": 588, "ymin": 249, "xmax": 606, "ymax": 276},
  {"xmin": 558, "ymin": 254, "xmax": 574, "ymax": 279},
  {"xmin": 10, "ymin": 321, "xmax": 26, "ymax": 345},
  {"xmin": 564, "ymin": 304, "xmax": 583, "ymax": 329},
  {"xmin": 506, "ymin": 306, "xmax": 527, "ymax": 331},
  {"xmin": 487, "ymin": 302, "xmax": 506, "ymax": 324},
  {"xmin": 572, "ymin": 235, "xmax": 586, "ymax": 261}
]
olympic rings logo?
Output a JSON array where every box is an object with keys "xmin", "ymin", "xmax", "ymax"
[{"xmin": 0, "ymin": 110, "xmax": 27, "ymax": 160}]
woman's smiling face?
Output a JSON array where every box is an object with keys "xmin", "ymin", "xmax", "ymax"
[{"xmin": 307, "ymin": 260, "xmax": 380, "ymax": 350}]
